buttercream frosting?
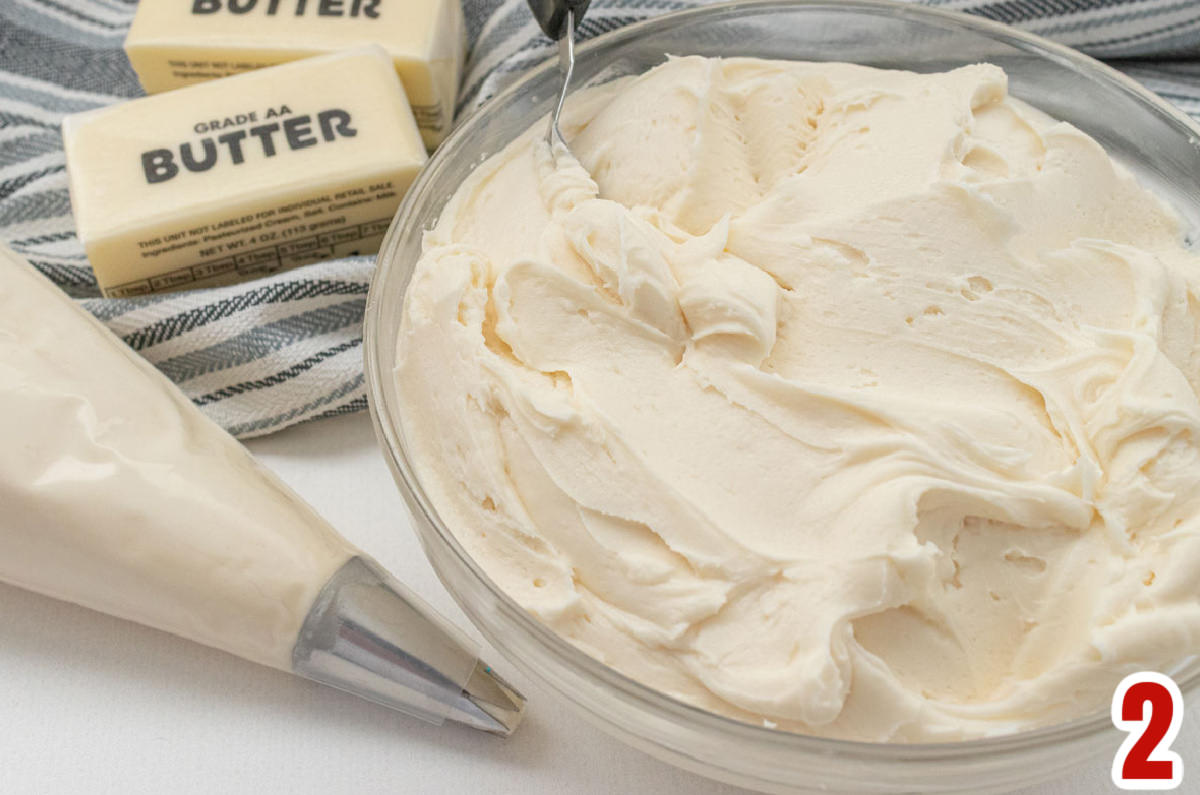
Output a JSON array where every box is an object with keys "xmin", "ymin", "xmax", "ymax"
[{"xmin": 395, "ymin": 57, "xmax": 1200, "ymax": 740}]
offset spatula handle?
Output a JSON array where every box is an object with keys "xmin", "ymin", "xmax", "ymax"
[{"xmin": 527, "ymin": 0, "xmax": 591, "ymax": 40}]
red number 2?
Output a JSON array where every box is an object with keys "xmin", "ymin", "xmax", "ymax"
[{"xmin": 1112, "ymin": 672, "xmax": 1184, "ymax": 790}]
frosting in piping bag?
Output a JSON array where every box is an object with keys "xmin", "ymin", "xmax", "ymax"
[
  {"xmin": 395, "ymin": 57, "xmax": 1200, "ymax": 740},
  {"xmin": 0, "ymin": 244, "xmax": 353, "ymax": 670}
]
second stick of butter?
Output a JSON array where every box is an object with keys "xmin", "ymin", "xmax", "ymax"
[
  {"xmin": 124, "ymin": 0, "xmax": 465, "ymax": 148},
  {"xmin": 63, "ymin": 47, "xmax": 426, "ymax": 297}
]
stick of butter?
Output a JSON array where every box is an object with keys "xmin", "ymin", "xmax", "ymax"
[
  {"xmin": 63, "ymin": 47, "xmax": 426, "ymax": 298},
  {"xmin": 124, "ymin": 0, "xmax": 465, "ymax": 148}
]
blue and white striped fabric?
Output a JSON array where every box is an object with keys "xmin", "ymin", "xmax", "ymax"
[{"xmin": 3, "ymin": 0, "xmax": 1200, "ymax": 436}]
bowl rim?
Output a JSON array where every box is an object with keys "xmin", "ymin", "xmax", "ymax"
[{"xmin": 365, "ymin": 0, "xmax": 1200, "ymax": 760}]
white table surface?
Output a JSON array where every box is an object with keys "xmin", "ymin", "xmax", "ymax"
[{"xmin": 1, "ymin": 411, "xmax": 1193, "ymax": 794}]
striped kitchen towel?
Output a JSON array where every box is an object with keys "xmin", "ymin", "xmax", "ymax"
[{"xmin": 2, "ymin": 0, "xmax": 1200, "ymax": 437}]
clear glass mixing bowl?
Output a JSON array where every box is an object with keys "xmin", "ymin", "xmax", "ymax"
[{"xmin": 364, "ymin": 2, "xmax": 1200, "ymax": 791}]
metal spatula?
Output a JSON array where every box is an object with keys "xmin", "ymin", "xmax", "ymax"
[{"xmin": 526, "ymin": 0, "xmax": 592, "ymax": 148}]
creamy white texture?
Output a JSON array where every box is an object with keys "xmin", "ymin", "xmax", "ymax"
[
  {"xmin": 0, "ymin": 244, "xmax": 353, "ymax": 669},
  {"xmin": 395, "ymin": 57, "xmax": 1200, "ymax": 740}
]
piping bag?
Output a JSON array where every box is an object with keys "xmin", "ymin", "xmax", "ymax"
[{"xmin": 0, "ymin": 243, "xmax": 523, "ymax": 735}]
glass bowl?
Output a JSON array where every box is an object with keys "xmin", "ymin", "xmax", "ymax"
[{"xmin": 364, "ymin": 2, "xmax": 1200, "ymax": 792}]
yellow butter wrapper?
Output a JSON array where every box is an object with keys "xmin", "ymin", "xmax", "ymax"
[
  {"xmin": 64, "ymin": 47, "xmax": 427, "ymax": 297},
  {"xmin": 124, "ymin": 0, "xmax": 465, "ymax": 148}
]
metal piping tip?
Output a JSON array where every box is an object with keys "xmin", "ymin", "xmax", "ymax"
[
  {"xmin": 447, "ymin": 660, "xmax": 526, "ymax": 736},
  {"xmin": 292, "ymin": 556, "xmax": 526, "ymax": 736}
]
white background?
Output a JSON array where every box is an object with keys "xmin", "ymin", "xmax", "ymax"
[{"xmin": 1, "ymin": 411, "xmax": 1194, "ymax": 794}]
